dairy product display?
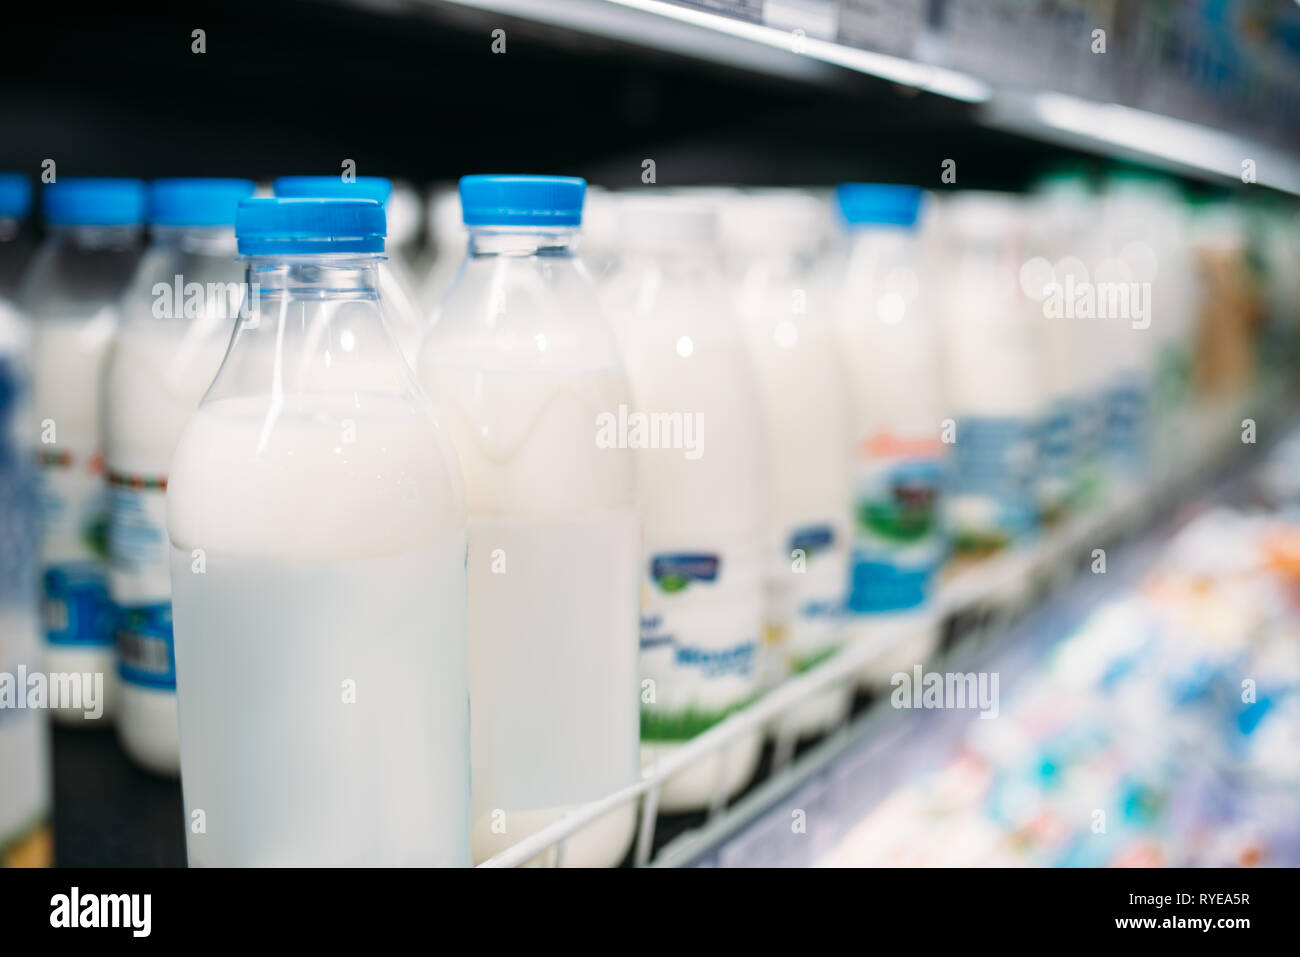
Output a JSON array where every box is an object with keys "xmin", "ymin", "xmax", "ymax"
[
  {"xmin": 602, "ymin": 195, "xmax": 767, "ymax": 812},
  {"xmin": 166, "ymin": 198, "xmax": 470, "ymax": 866},
  {"xmin": 105, "ymin": 178, "xmax": 254, "ymax": 776},
  {"xmin": 1, "ymin": 164, "xmax": 1291, "ymax": 872},
  {"xmin": 723, "ymin": 191, "xmax": 852, "ymax": 739},
  {"xmin": 271, "ymin": 177, "xmax": 426, "ymax": 366},
  {"xmin": 0, "ymin": 173, "xmax": 51, "ymax": 867},
  {"xmin": 22, "ymin": 178, "xmax": 146, "ymax": 725},
  {"xmin": 832, "ymin": 184, "xmax": 949, "ymax": 685},
  {"xmin": 419, "ymin": 176, "xmax": 639, "ymax": 866}
]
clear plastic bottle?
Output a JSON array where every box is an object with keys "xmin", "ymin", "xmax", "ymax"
[
  {"xmin": 831, "ymin": 184, "xmax": 949, "ymax": 686},
  {"xmin": 21, "ymin": 177, "xmax": 146, "ymax": 725},
  {"xmin": 722, "ymin": 190, "xmax": 852, "ymax": 740},
  {"xmin": 601, "ymin": 195, "xmax": 766, "ymax": 813},
  {"xmin": 166, "ymin": 198, "xmax": 470, "ymax": 866},
  {"xmin": 0, "ymin": 172, "xmax": 52, "ymax": 867},
  {"xmin": 272, "ymin": 177, "xmax": 426, "ymax": 366},
  {"xmin": 419, "ymin": 175, "xmax": 640, "ymax": 866},
  {"xmin": 106, "ymin": 178, "xmax": 254, "ymax": 777}
]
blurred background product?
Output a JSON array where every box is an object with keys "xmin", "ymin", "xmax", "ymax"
[
  {"xmin": 603, "ymin": 194, "xmax": 767, "ymax": 813},
  {"xmin": 724, "ymin": 189, "xmax": 853, "ymax": 742},
  {"xmin": 106, "ymin": 178, "xmax": 254, "ymax": 777},
  {"xmin": 419, "ymin": 176, "xmax": 640, "ymax": 866},
  {"xmin": 831, "ymin": 184, "xmax": 949, "ymax": 688},
  {"xmin": 167, "ymin": 197, "xmax": 470, "ymax": 865},
  {"xmin": 22, "ymin": 178, "xmax": 147, "ymax": 726},
  {"xmin": 0, "ymin": 172, "xmax": 50, "ymax": 867}
]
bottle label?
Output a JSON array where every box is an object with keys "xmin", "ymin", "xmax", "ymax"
[
  {"xmin": 116, "ymin": 602, "xmax": 176, "ymax": 690},
  {"xmin": 764, "ymin": 522, "xmax": 846, "ymax": 684},
  {"xmin": 107, "ymin": 474, "xmax": 176, "ymax": 690},
  {"xmin": 0, "ymin": 355, "xmax": 37, "ymax": 605},
  {"xmin": 1036, "ymin": 397, "xmax": 1078, "ymax": 521},
  {"xmin": 640, "ymin": 543, "xmax": 763, "ymax": 742},
  {"xmin": 948, "ymin": 416, "xmax": 1037, "ymax": 550},
  {"xmin": 38, "ymin": 443, "xmax": 112, "ymax": 647},
  {"xmin": 849, "ymin": 433, "xmax": 947, "ymax": 613},
  {"xmin": 1103, "ymin": 375, "xmax": 1149, "ymax": 477},
  {"xmin": 107, "ymin": 474, "xmax": 171, "ymax": 604}
]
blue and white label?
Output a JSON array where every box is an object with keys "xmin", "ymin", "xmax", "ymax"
[
  {"xmin": 42, "ymin": 562, "xmax": 114, "ymax": 647},
  {"xmin": 947, "ymin": 416, "xmax": 1037, "ymax": 549},
  {"xmin": 849, "ymin": 442, "xmax": 947, "ymax": 614},
  {"xmin": 116, "ymin": 602, "xmax": 176, "ymax": 690},
  {"xmin": 640, "ymin": 540, "xmax": 765, "ymax": 741},
  {"xmin": 1103, "ymin": 374, "xmax": 1149, "ymax": 479}
]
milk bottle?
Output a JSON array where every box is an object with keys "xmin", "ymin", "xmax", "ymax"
[
  {"xmin": 723, "ymin": 191, "xmax": 852, "ymax": 739},
  {"xmin": 0, "ymin": 172, "xmax": 51, "ymax": 866},
  {"xmin": 832, "ymin": 184, "xmax": 949, "ymax": 685},
  {"xmin": 22, "ymin": 178, "xmax": 146, "ymax": 725},
  {"xmin": 602, "ymin": 195, "xmax": 766, "ymax": 813},
  {"xmin": 419, "ymin": 175, "xmax": 640, "ymax": 866},
  {"xmin": 167, "ymin": 198, "xmax": 470, "ymax": 866},
  {"xmin": 272, "ymin": 177, "xmax": 425, "ymax": 366},
  {"xmin": 938, "ymin": 191, "xmax": 1042, "ymax": 553},
  {"xmin": 106, "ymin": 178, "xmax": 253, "ymax": 776}
]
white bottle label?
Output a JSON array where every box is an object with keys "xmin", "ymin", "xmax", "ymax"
[
  {"xmin": 640, "ymin": 540, "xmax": 764, "ymax": 742},
  {"xmin": 107, "ymin": 471, "xmax": 175, "ymax": 690},
  {"xmin": 37, "ymin": 440, "xmax": 113, "ymax": 648},
  {"xmin": 764, "ymin": 522, "xmax": 846, "ymax": 685}
]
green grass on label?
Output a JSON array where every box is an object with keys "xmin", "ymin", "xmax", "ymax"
[{"xmin": 641, "ymin": 694, "xmax": 760, "ymax": 742}]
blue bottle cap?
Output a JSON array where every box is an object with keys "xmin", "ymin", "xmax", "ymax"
[
  {"xmin": 834, "ymin": 183, "xmax": 924, "ymax": 228},
  {"xmin": 0, "ymin": 173, "xmax": 33, "ymax": 219},
  {"xmin": 235, "ymin": 198, "xmax": 386, "ymax": 256},
  {"xmin": 459, "ymin": 174, "xmax": 585, "ymax": 227},
  {"xmin": 272, "ymin": 176, "xmax": 394, "ymax": 206},
  {"xmin": 150, "ymin": 178, "xmax": 257, "ymax": 227},
  {"xmin": 44, "ymin": 178, "xmax": 148, "ymax": 226}
]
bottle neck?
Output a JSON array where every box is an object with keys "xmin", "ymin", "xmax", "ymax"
[
  {"xmin": 244, "ymin": 254, "xmax": 384, "ymax": 296},
  {"xmin": 49, "ymin": 224, "xmax": 142, "ymax": 250},
  {"xmin": 467, "ymin": 226, "xmax": 579, "ymax": 259}
]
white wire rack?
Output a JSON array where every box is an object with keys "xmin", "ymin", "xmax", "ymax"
[{"xmin": 478, "ymin": 391, "xmax": 1266, "ymax": 868}]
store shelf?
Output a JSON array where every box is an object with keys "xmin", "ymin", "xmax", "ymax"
[
  {"xmin": 478, "ymin": 391, "xmax": 1270, "ymax": 868},
  {"xmin": 423, "ymin": 0, "xmax": 1300, "ymax": 193}
]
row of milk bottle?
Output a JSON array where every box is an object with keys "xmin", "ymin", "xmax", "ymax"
[{"xmin": 4, "ymin": 170, "xmax": 1208, "ymax": 867}]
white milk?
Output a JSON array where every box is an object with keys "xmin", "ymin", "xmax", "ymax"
[
  {"xmin": 106, "ymin": 207, "xmax": 248, "ymax": 776},
  {"xmin": 724, "ymin": 191, "xmax": 852, "ymax": 739},
  {"xmin": 831, "ymin": 185, "xmax": 948, "ymax": 686},
  {"xmin": 168, "ymin": 394, "xmax": 469, "ymax": 866},
  {"xmin": 420, "ymin": 176, "xmax": 640, "ymax": 866},
  {"xmin": 22, "ymin": 195, "xmax": 145, "ymax": 724},
  {"xmin": 602, "ymin": 197, "xmax": 766, "ymax": 813}
]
